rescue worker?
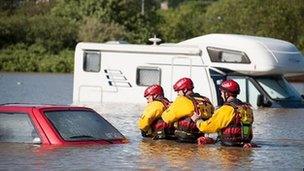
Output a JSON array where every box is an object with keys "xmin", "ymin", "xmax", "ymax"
[
  {"xmin": 191, "ymin": 80, "xmax": 256, "ymax": 148},
  {"xmin": 138, "ymin": 84, "xmax": 174, "ymax": 139},
  {"xmin": 161, "ymin": 77, "xmax": 214, "ymax": 143}
]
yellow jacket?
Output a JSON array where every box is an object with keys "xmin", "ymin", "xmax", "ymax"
[
  {"xmin": 196, "ymin": 105, "xmax": 235, "ymax": 133},
  {"xmin": 162, "ymin": 95, "xmax": 214, "ymax": 124},
  {"xmin": 138, "ymin": 101, "xmax": 167, "ymax": 132}
]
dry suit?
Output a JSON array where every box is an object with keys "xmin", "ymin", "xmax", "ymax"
[
  {"xmin": 138, "ymin": 98, "xmax": 174, "ymax": 139},
  {"xmin": 195, "ymin": 98, "xmax": 253, "ymax": 146},
  {"xmin": 162, "ymin": 93, "xmax": 214, "ymax": 143}
]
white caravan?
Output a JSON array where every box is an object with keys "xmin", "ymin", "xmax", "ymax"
[{"xmin": 73, "ymin": 34, "xmax": 304, "ymax": 108}]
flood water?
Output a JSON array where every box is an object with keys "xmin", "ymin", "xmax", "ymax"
[{"xmin": 0, "ymin": 72, "xmax": 304, "ymax": 170}]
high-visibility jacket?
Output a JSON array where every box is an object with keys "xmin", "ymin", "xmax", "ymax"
[
  {"xmin": 162, "ymin": 93, "xmax": 214, "ymax": 124},
  {"xmin": 162, "ymin": 93, "xmax": 214, "ymax": 142},
  {"xmin": 138, "ymin": 99, "xmax": 169, "ymax": 132},
  {"xmin": 195, "ymin": 98, "xmax": 253, "ymax": 146}
]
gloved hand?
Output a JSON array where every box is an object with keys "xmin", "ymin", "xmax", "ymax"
[
  {"xmin": 141, "ymin": 130, "xmax": 148, "ymax": 137},
  {"xmin": 197, "ymin": 136, "xmax": 215, "ymax": 145},
  {"xmin": 191, "ymin": 112, "xmax": 201, "ymax": 122},
  {"xmin": 243, "ymin": 143, "xmax": 257, "ymax": 149},
  {"xmin": 141, "ymin": 128, "xmax": 153, "ymax": 137}
]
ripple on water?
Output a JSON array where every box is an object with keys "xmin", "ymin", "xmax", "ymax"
[{"xmin": 1, "ymin": 73, "xmax": 304, "ymax": 169}]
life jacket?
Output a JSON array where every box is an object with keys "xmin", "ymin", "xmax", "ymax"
[
  {"xmin": 219, "ymin": 99, "xmax": 254, "ymax": 146},
  {"xmin": 150, "ymin": 98, "xmax": 175, "ymax": 139},
  {"xmin": 188, "ymin": 93, "xmax": 214, "ymax": 120},
  {"xmin": 155, "ymin": 97, "xmax": 171, "ymax": 109},
  {"xmin": 174, "ymin": 93, "xmax": 213, "ymax": 143}
]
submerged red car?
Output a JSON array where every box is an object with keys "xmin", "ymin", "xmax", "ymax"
[{"xmin": 0, "ymin": 104, "xmax": 127, "ymax": 145}]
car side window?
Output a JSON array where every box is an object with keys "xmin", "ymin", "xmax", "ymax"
[{"xmin": 0, "ymin": 112, "xmax": 40, "ymax": 144}]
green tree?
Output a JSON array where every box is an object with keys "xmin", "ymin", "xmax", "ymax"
[
  {"xmin": 0, "ymin": 14, "xmax": 28, "ymax": 48},
  {"xmin": 0, "ymin": 0, "xmax": 20, "ymax": 13},
  {"xmin": 165, "ymin": 0, "xmax": 217, "ymax": 8},
  {"xmin": 78, "ymin": 17, "xmax": 126, "ymax": 42},
  {"xmin": 204, "ymin": 0, "xmax": 304, "ymax": 50},
  {"xmin": 26, "ymin": 15, "xmax": 77, "ymax": 53},
  {"xmin": 15, "ymin": 0, "xmax": 55, "ymax": 16},
  {"xmin": 158, "ymin": 1, "xmax": 208, "ymax": 42},
  {"xmin": 51, "ymin": 0, "xmax": 160, "ymax": 43}
]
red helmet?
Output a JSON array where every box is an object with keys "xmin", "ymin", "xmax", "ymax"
[
  {"xmin": 220, "ymin": 80, "xmax": 240, "ymax": 95},
  {"xmin": 173, "ymin": 77, "xmax": 194, "ymax": 92},
  {"xmin": 144, "ymin": 84, "xmax": 164, "ymax": 97}
]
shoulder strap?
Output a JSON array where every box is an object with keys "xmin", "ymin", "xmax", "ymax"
[
  {"xmin": 155, "ymin": 98, "xmax": 171, "ymax": 108},
  {"xmin": 224, "ymin": 102, "xmax": 238, "ymax": 109},
  {"xmin": 225, "ymin": 99, "xmax": 253, "ymax": 125},
  {"xmin": 224, "ymin": 98, "xmax": 244, "ymax": 109},
  {"xmin": 186, "ymin": 94, "xmax": 210, "ymax": 115},
  {"xmin": 185, "ymin": 95, "xmax": 199, "ymax": 115}
]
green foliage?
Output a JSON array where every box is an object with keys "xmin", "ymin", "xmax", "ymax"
[
  {"xmin": 158, "ymin": 1, "xmax": 207, "ymax": 42},
  {"xmin": 0, "ymin": 0, "xmax": 303, "ymax": 73},
  {"xmin": 51, "ymin": 0, "xmax": 160, "ymax": 43},
  {"xmin": 204, "ymin": 0, "xmax": 304, "ymax": 50},
  {"xmin": 167, "ymin": 0, "xmax": 187, "ymax": 8},
  {"xmin": 38, "ymin": 49, "xmax": 74, "ymax": 73},
  {"xmin": 26, "ymin": 15, "xmax": 77, "ymax": 53},
  {"xmin": 15, "ymin": 0, "xmax": 55, "ymax": 16},
  {"xmin": 0, "ymin": 0, "xmax": 20, "ymax": 13},
  {"xmin": 0, "ymin": 14, "xmax": 28, "ymax": 48},
  {"xmin": 0, "ymin": 9, "xmax": 77, "ymax": 53},
  {"xmin": 0, "ymin": 43, "xmax": 43, "ymax": 72},
  {"xmin": 77, "ymin": 17, "xmax": 126, "ymax": 42},
  {"xmin": 50, "ymin": 0, "xmax": 83, "ymax": 22},
  {"xmin": 0, "ymin": 43, "xmax": 74, "ymax": 73}
]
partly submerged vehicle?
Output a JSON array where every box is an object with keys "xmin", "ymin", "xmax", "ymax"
[
  {"xmin": 73, "ymin": 34, "xmax": 304, "ymax": 108},
  {"xmin": 0, "ymin": 104, "xmax": 127, "ymax": 145}
]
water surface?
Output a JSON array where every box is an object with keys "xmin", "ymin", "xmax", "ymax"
[{"xmin": 0, "ymin": 73, "xmax": 304, "ymax": 170}]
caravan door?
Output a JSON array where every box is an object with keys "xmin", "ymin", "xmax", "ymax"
[
  {"xmin": 208, "ymin": 68, "xmax": 226, "ymax": 106},
  {"xmin": 170, "ymin": 56, "xmax": 192, "ymax": 99}
]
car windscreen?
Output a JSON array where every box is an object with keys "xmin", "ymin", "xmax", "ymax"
[
  {"xmin": 0, "ymin": 112, "xmax": 40, "ymax": 143},
  {"xmin": 44, "ymin": 110, "xmax": 125, "ymax": 141},
  {"xmin": 256, "ymin": 76, "xmax": 302, "ymax": 101}
]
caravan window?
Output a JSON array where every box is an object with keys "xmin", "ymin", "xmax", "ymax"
[
  {"xmin": 136, "ymin": 67, "xmax": 161, "ymax": 86},
  {"xmin": 227, "ymin": 76, "xmax": 261, "ymax": 107},
  {"xmin": 207, "ymin": 47, "xmax": 250, "ymax": 64},
  {"xmin": 83, "ymin": 51, "xmax": 101, "ymax": 72}
]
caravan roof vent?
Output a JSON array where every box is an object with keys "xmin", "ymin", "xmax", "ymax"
[{"xmin": 149, "ymin": 35, "xmax": 161, "ymax": 45}]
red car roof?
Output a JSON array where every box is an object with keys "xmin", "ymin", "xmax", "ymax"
[
  {"xmin": 0, "ymin": 103, "xmax": 91, "ymax": 111},
  {"xmin": 0, "ymin": 103, "xmax": 127, "ymax": 145}
]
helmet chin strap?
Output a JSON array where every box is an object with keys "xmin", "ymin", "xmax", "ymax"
[
  {"xmin": 184, "ymin": 89, "xmax": 193, "ymax": 96},
  {"xmin": 222, "ymin": 92, "xmax": 229, "ymax": 102},
  {"xmin": 183, "ymin": 90, "xmax": 187, "ymax": 95}
]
